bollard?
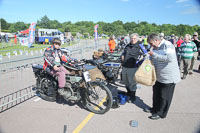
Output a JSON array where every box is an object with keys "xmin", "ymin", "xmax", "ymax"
[{"xmin": 63, "ymin": 125, "xmax": 67, "ymax": 133}]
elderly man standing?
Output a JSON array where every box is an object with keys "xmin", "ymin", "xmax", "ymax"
[
  {"xmin": 121, "ymin": 33, "xmax": 144, "ymax": 103},
  {"xmin": 178, "ymin": 34, "xmax": 197, "ymax": 79},
  {"xmin": 144, "ymin": 33, "xmax": 180, "ymax": 120}
]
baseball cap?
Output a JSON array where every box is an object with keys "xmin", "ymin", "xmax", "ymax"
[
  {"xmin": 160, "ymin": 33, "xmax": 164, "ymax": 37},
  {"xmin": 193, "ymin": 32, "xmax": 198, "ymax": 36}
]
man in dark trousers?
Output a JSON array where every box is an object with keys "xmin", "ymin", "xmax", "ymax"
[
  {"xmin": 190, "ymin": 32, "xmax": 200, "ymax": 74},
  {"xmin": 144, "ymin": 33, "xmax": 181, "ymax": 120},
  {"xmin": 121, "ymin": 33, "xmax": 144, "ymax": 103}
]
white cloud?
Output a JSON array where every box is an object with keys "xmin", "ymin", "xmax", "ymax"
[
  {"xmin": 120, "ymin": 0, "xmax": 129, "ymax": 2},
  {"xmin": 176, "ymin": 0, "xmax": 190, "ymax": 3},
  {"xmin": 181, "ymin": 6, "xmax": 200, "ymax": 14},
  {"xmin": 183, "ymin": 4, "xmax": 192, "ymax": 7}
]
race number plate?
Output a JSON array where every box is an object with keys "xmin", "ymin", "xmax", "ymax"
[{"xmin": 83, "ymin": 71, "xmax": 91, "ymax": 82}]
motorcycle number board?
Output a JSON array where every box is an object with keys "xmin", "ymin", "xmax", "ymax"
[{"xmin": 83, "ymin": 71, "xmax": 91, "ymax": 82}]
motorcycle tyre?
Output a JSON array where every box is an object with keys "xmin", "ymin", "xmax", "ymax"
[
  {"xmin": 84, "ymin": 81, "xmax": 113, "ymax": 114},
  {"xmin": 37, "ymin": 79, "xmax": 56, "ymax": 102}
]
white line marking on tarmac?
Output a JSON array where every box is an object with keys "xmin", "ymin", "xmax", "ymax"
[{"xmin": 34, "ymin": 98, "xmax": 41, "ymax": 102}]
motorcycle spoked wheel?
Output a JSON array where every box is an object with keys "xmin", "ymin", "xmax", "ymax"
[
  {"xmin": 84, "ymin": 81, "xmax": 113, "ymax": 114},
  {"xmin": 38, "ymin": 78, "xmax": 57, "ymax": 102}
]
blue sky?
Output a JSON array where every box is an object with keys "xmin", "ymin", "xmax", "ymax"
[{"xmin": 0, "ymin": 0, "xmax": 200, "ymax": 26}]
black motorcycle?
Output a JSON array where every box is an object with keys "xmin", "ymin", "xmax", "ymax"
[{"xmin": 32, "ymin": 61, "xmax": 113, "ymax": 114}]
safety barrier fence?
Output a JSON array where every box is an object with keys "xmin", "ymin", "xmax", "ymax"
[
  {"xmin": 0, "ymin": 39, "xmax": 108, "ymax": 112},
  {"xmin": 0, "ymin": 85, "xmax": 35, "ymax": 113}
]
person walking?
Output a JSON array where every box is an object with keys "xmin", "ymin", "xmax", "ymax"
[
  {"xmin": 190, "ymin": 32, "xmax": 200, "ymax": 74},
  {"xmin": 144, "ymin": 33, "xmax": 181, "ymax": 120},
  {"xmin": 108, "ymin": 37, "xmax": 116, "ymax": 53},
  {"xmin": 192, "ymin": 32, "xmax": 200, "ymax": 58},
  {"xmin": 178, "ymin": 34, "xmax": 197, "ymax": 79},
  {"xmin": 14, "ymin": 34, "xmax": 17, "ymax": 44},
  {"xmin": 176, "ymin": 36, "xmax": 184, "ymax": 66},
  {"xmin": 5, "ymin": 34, "xmax": 8, "ymax": 43}
]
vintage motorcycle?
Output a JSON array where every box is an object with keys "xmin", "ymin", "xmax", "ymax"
[{"xmin": 32, "ymin": 61, "xmax": 113, "ymax": 114}]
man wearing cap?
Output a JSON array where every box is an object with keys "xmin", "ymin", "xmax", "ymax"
[
  {"xmin": 169, "ymin": 34, "xmax": 176, "ymax": 47},
  {"xmin": 159, "ymin": 33, "xmax": 165, "ymax": 40},
  {"xmin": 43, "ymin": 38, "xmax": 70, "ymax": 96}
]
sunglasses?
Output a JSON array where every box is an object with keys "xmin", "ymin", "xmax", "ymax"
[{"xmin": 54, "ymin": 42, "xmax": 61, "ymax": 46}]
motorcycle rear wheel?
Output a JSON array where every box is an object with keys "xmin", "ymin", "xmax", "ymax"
[
  {"xmin": 84, "ymin": 81, "xmax": 113, "ymax": 114},
  {"xmin": 37, "ymin": 78, "xmax": 56, "ymax": 102}
]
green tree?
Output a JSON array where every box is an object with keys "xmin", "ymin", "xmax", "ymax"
[
  {"xmin": 8, "ymin": 22, "xmax": 28, "ymax": 32},
  {"xmin": 1, "ymin": 16, "xmax": 200, "ymax": 38},
  {"xmin": 37, "ymin": 15, "xmax": 51, "ymax": 28},
  {"xmin": 123, "ymin": 22, "xmax": 137, "ymax": 34},
  {"xmin": 0, "ymin": 18, "xmax": 9, "ymax": 30},
  {"xmin": 49, "ymin": 20, "xmax": 62, "ymax": 29}
]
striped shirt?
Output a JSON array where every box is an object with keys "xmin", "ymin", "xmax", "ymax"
[
  {"xmin": 178, "ymin": 41, "xmax": 197, "ymax": 59},
  {"xmin": 152, "ymin": 39, "xmax": 181, "ymax": 84}
]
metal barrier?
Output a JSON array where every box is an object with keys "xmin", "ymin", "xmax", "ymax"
[
  {"xmin": 0, "ymin": 85, "xmax": 36, "ymax": 113},
  {"xmin": 0, "ymin": 55, "xmax": 44, "ymax": 73}
]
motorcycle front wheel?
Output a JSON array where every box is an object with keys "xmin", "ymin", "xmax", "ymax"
[{"xmin": 84, "ymin": 81, "xmax": 113, "ymax": 114}]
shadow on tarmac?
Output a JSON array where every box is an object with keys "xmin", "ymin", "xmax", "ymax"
[
  {"xmin": 195, "ymin": 125, "xmax": 200, "ymax": 133},
  {"xmin": 55, "ymin": 94, "xmax": 87, "ymax": 111},
  {"xmin": 52, "ymin": 81, "xmax": 152, "ymax": 112},
  {"xmin": 106, "ymin": 82, "xmax": 151, "ymax": 110},
  {"xmin": 134, "ymin": 96, "xmax": 151, "ymax": 110}
]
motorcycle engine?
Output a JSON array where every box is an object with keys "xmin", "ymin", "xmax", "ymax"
[
  {"xmin": 105, "ymin": 69, "xmax": 114, "ymax": 79},
  {"xmin": 63, "ymin": 83, "xmax": 72, "ymax": 99}
]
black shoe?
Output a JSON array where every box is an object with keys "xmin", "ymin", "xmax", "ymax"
[
  {"xmin": 149, "ymin": 114, "xmax": 161, "ymax": 120},
  {"xmin": 188, "ymin": 72, "xmax": 193, "ymax": 75},
  {"xmin": 143, "ymin": 108, "xmax": 152, "ymax": 113},
  {"xmin": 181, "ymin": 75, "xmax": 186, "ymax": 80}
]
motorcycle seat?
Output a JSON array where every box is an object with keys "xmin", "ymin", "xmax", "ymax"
[
  {"xmin": 63, "ymin": 64, "xmax": 81, "ymax": 71},
  {"xmin": 32, "ymin": 64, "xmax": 43, "ymax": 69},
  {"xmin": 32, "ymin": 64, "xmax": 44, "ymax": 72}
]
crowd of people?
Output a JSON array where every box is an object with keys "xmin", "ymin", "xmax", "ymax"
[
  {"xmin": 107, "ymin": 32, "xmax": 199, "ymax": 120},
  {"xmin": 108, "ymin": 32, "xmax": 200, "ymax": 80},
  {"xmin": 0, "ymin": 33, "xmax": 9, "ymax": 43}
]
